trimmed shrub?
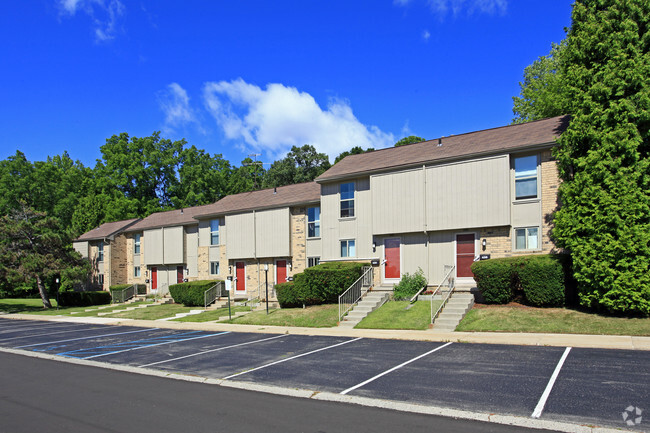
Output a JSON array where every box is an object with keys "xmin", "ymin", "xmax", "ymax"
[
  {"xmin": 471, "ymin": 257, "xmax": 521, "ymax": 304},
  {"xmin": 393, "ymin": 268, "xmax": 428, "ymax": 300},
  {"xmin": 302, "ymin": 262, "xmax": 366, "ymax": 304},
  {"xmin": 169, "ymin": 280, "xmax": 223, "ymax": 306},
  {"xmin": 275, "ymin": 281, "xmax": 301, "ymax": 308},
  {"xmin": 58, "ymin": 291, "xmax": 111, "ymax": 307},
  {"xmin": 518, "ymin": 255, "xmax": 565, "ymax": 307}
]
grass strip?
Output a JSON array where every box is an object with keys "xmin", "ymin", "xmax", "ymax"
[
  {"xmin": 224, "ymin": 304, "xmax": 339, "ymax": 328},
  {"xmin": 172, "ymin": 306, "xmax": 250, "ymax": 322},
  {"xmin": 355, "ymin": 300, "xmax": 441, "ymax": 330}
]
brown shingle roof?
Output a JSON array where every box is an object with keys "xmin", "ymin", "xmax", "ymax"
[
  {"xmin": 193, "ymin": 181, "xmax": 321, "ymax": 219},
  {"xmin": 316, "ymin": 115, "xmax": 570, "ymax": 182},
  {"xmin": 75, "ymin": 218, "xmax": 140, "ymax": 241},
  {"xmin": 125, "ymin": 204, "xmax": 215, "ymax": 232}
]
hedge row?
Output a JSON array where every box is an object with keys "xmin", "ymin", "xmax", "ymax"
[
  {"xmin": 110, "ymin": 284, "xmax": 147, "ymax": 295},
  {"xmin": 58, "ymin": 291, "xmax": 112, "ymax": 307},
  {"xmin": 275, "ymin": 262, "xmax": 366, "ymax": 308},
  {"xmin": 169, "ymin": 280, "xmax": 223, "ymax": 306},
  {"xmin": 470, "ymin": 254, "xmax": 569, "ymax": 306}
]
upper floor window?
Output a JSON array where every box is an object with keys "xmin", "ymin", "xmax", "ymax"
[
  {"xmin": 98, "ymin": 242, "xmax": 104, "ymax": 262},
  {"xmin": 134, "ymin": 234, "xmax": 141, "ymax": 254},
  {"xmin": 340, "ymin": 239, "xmax": 356, "ymax": 258},
  {"xmin": 210, "ymin": 219, "xmax": 220, "ymax": 245},
  {"xmin": 340, "ymin": 182, "xmax": 355, "ymax": 218},
  {"xmin": 307, "ymin": 207, "xmax": 320, "ymax": 238},
  {"xmin": 514, "ymin": 155, "xmax": 538, "ymax": 199},
  {"xmin": 514, "ymin": 227, "xmax": 539, "ymax": 250}
]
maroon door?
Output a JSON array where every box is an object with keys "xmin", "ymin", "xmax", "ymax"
[
  {"xmin": 456, "ymin": 234, "xmax": 475, "ymax": 278},
  {"xmin": 235, "ymin": 262, "xmax": 246, "ymax": 293},
  {"xmin": 177, "ymin": 266, "xmax": 184, "ymax": 284},
  {"xmin": 384, "ymin": 238, "xmax": 401, "ymax": 279},
  {"xmin": 151, "ymin": 267, "xmax": 158, "ymax": 290},
  {"xmin": 276, "ymin": 260, "xmax": 287, "ymax": 284}
]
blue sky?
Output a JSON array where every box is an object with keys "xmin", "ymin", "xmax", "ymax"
[{"xmin": 1, "ymin": 0, "xmax": 573, "ymax": 168}]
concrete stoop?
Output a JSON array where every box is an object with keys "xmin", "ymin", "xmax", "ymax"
[
  {"xmin": 431, "ymin": 292, "xmax": 475, "ymax": 332},
  {"xmin": 339, "ymin": 291, "xmax": 390, "ymax": 328}
]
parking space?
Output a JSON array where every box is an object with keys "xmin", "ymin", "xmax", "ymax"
[{"xmin": 0, "ymin": 317, "xmax": 647, "ymax": 431}]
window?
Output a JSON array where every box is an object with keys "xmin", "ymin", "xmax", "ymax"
[
  {"xmin": 307, "ymin": 207, "xmax": 320, "ymax": 238},
  {"xmin": 340, "ymin": 182, "xmax": 355, "ymax": 218},
  {"xmin": 98, "ymin": 242, "xmax": 104, "ymax": 262},
  {"xmin": 98, "ymin": 274, "xmax": 104, "ymax": 286},
  {"xmin": 340, "ymin": 240, "xmax": 356, "ymax": 258},
  {"xmin": 308, "ymin": 257, "xmax": 320, "ymax": 268},
  {"xmin": 515, "ymin": 227, "xmax": 539, "ymax": 250},
  {"xmin": 134, "ymin": 266, "xmax": 141, "ymax": 277},
  {"xmin": 514, "ymin": 155, "xmax": 538, "ymax": 199},
  {"xmin": 134, "ymin": 234, "xmax": 141, "ymax": 254},
  {"xmin": 210, "ymin": 261, "xmax": 220, "ymax": 275},
  {"xmin": 210, "ymin": 219, "xmax": 220, "ymax": 245}
]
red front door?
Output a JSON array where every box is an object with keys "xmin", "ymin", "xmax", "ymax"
[
  {"xmin": 177, "ymin": 266, "xmax": 184, "ymax": 284},
  {"xmin": 235, "ymin": 262, "xmax": 246, "ymax": 293},
  {"xmin": 151, "ymin": 267, "xmax": 158, "ymax": 290},
  {"xmin": 384, "ymin": 238, "xmax": 401, "ymax": 280},
  {"xmin": 276, "ymin": 260, "xmax": 287, "ymax": 284},
  {"xmin": 456, "ymin": 234, "xmax": 476, "ymax": 278}
]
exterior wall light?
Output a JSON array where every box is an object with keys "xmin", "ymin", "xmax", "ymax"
[{"xmin": 482, "ymin": 238, "xmax": 487, "ymax": 250}]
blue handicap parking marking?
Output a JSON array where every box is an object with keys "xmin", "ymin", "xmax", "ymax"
[{"xmin": 57, "ymin": 330, "xmax": 229, "ymax": 359}]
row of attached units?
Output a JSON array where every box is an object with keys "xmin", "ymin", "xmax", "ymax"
[
  {"xmin": 73, "ymin": 115, "xmax": 569, "ymax": 296},
  {"xmin": 73, "ymin": 182, "xmax": 322, "ymax": 297}
]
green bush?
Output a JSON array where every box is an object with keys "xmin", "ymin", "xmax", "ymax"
[
  {"xmin": 58, "ymin": 291, "xmax": 111, "ymax": 307},
  {"xmin": 472, "ymin": 255, "xmax": 569, "ymax": 306},
  {"xmin": 518, "ymin": 255, "xmax": 565, "ymax": 307},
  {"xmin": 301, "ymin": 262, "xmax": 366, "ymax": 304},
  {"xmin": 275, "ymin": 281, "xmax": 301, "ymax": 308},
  {"xmin": 471, "ymin": 257, "xmax": 521, "ymax": 304},
  {"xmin": 169, "ymin": 280, "xmax": 223, "ymax": 306},
  {"xmin": 393, "ymin": 268, "xmax": 428, "ymax": 300}
]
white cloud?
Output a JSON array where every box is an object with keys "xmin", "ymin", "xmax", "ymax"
[
  {"xmin": 158, "ymin": 83, "xmax": 201, "ymax": 134},
  {"xmin": 396, "ymin": 0, "xmax": 507, "ymax": 16},
  {"xmin": 202, "ymin": 79, "xmax": 395, "ymax": 160},
  {"xmin": 57, "ymin": 0, "xmax": 125, "ymax": 42},
  {"xmin": 422, "ymin": 30, "xmax": 431, "ymax": 41}
]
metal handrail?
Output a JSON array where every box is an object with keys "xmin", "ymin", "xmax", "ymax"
[
  {"xmin": 338, "ymin": 266, "xmax": 373, "ymax": 321},
  {"xmin": 204, "ymin": 281, "xmax": 225, "ymax": 309},
  {"xmin": 431, "ymin": 265, "xmax": 456, "ymax": 325},
  {"xmin": 112, "ymin": 284, "xmax": 136, "ymax": 304}
]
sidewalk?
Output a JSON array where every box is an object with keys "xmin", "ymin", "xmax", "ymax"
[{"xmin": 8, "ymin": 313, "xmax": 650, "ymax": 351}]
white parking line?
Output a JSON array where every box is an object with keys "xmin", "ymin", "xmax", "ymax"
[
  {"xmin": 340, "ymin": 342, "xmax": 453, "ymax": 395},
  {"xmin": 15, "ymin": 327, "xmax": 156, "ymax": 348},
  {"xmin": 139, "ymin": 334, "xmax": 287, "ymax": 368},
  {"xmin": 531, "ymin": 346, "xmax": 571, "ymax": 419},
  {"xmin": 0, "ymin": 325, "xmax": 100, "ymax": 342},
  {"xmin": 224, "ymin": 337, "xmax": 363, "ymax": 380}
]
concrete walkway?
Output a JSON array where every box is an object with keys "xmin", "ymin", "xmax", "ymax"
[{"xmin": 7, "ymin": 313, "xmax": 650, "ymax": 351}]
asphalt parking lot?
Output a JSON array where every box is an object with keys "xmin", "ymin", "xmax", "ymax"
[{"xmin": 0, "ymin": 317, "xmax": 647, "ymax": 431}]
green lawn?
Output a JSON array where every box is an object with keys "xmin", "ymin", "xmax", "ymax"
[
  {"xmin": 172, "ymin": 306, "xmax": 250, "ymax": 322},
  {"xmin": 224, "ymin": 304, "xmax": 339, "ymax": 327},
  {"xmin": 0, "ymin": 298, "xmax": 59, "ymax": 314},
  {"xmin": 107, "ymin": 304, "xmax": 193, "ymax": 320},
  {"xmin": 355, "ymin": 300, "xmax": 441, "ymax": 330},
  {"xmin": 456, "ymin": 305, "xmax": 650, "ymax": 336}
]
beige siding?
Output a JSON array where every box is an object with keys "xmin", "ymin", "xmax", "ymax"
[
  {"xmin": 198, "ymin": 219, "xmax": 210, "ymax": 247},
  {"xmin": 255, "ymin": 208, "xmax": 290, "ymax": 258},
  {"xmin": 427, "ymin": 232, "xmax": 455, "ymax": 283},
  {"xmin": 306, "ymin": 238, "xmax": 321, "ymax": 259},
  {"xmin": 144, "ymin": 228, "xmax": 163, "ymax": 265},
  {"xmin": 512, "ymin": 201, "xmax": 541, "ymax": 227},
  {"xmin": 371, "ymin": 168, "xmax": 425, "ymax": 234},
  {"xmin": 186, "ymin": 226, "xmax": 198, "ymax": 277},
  {"xmin": 426, "ymin": 155, "xmax": 510, "ymax": 231},
  {"xmin": 402, "ymin": 234, "xmax": 429, "ymax": 276},
  {"xmin": 226, "ymin": 213, "xmax": 255, "ymax": 259},
  {"xmin": 320, "ymin": 183, "xmax": 338, "ymax": 260},
  {"xmin": 73, "ymin": 241, "xmax": 88, "ymax": 258},
  {"xmin": 163, "ymin": 226, "xmax": 183, "ymax": 264}
]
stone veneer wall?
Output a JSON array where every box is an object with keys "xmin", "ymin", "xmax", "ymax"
[
  {"xmin": 290, "ymin": 206, "xmax": 307, "ymax": 274},
  {"xmin": 110, "ymin": 234, "xmax": 128, "ymax": 287},
  {"xmin": 540, "ymin": 149, "xmax": 560, "ymax": 253},
  {"xmin": 125, "ymin": 233, "xmax": 147, "ymax": 286}
]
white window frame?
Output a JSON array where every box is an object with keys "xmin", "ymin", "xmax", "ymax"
[
  {"xmin": 134, "ymin": 234, "xmax": 141, "ymax": 254},
  {"xmin": 134, "ymin": 266, "xmax": 141, "ymax": 277},
  {"xmin": 514, "ymin": 227, "xmax": 540, "ymax": 251},
  {"xmin": 514, "ymin": 154, "xmax": 539, "ymax": 200},
  {"xmin": 210, "ymin": 219, "xmax": 220, "ymax": 246},
  {"xmin": 307, "ymin": 257, "xmax": 320, "ymax": 268},
  {"xmin": 340, "ymin": 182, "xmax": 355, "ymax": 218},
  {"xmin": 307, "ymin": 207, "xmax": 320, "ymax": 238},
  {"xmin": 210, "ymin": 261, "xmax": 220, "ymax": 275},
  {"xmin": 98, "ymin": 242, "xmax": 104, "ymax": 262},
  {"xmin": 340, "ymin": 239, "xmax": 356, "ymax": 258}
]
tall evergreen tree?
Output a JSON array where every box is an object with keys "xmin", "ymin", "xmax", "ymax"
[{"xmin": 553, "ymin": 0, "xmax": 650, "ymax": 315}]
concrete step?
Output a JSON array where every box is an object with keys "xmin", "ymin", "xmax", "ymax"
[{"xmin": 338, "ymin": 320, "xmax": 359, "ymax": 328}]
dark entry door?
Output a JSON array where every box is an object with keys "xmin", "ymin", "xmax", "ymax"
[{"xmin": 456, "ymin": 234, "xmax": 475, "ymax": 278}]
